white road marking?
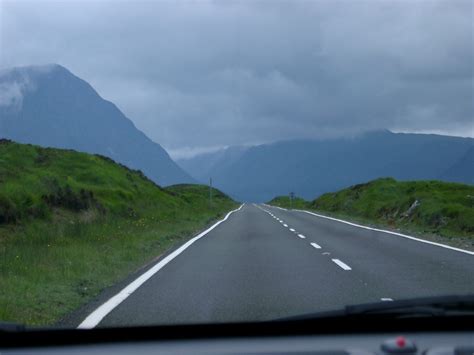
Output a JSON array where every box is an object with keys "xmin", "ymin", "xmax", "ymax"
[
  {"xmin": 310, "ymin": 242, "xmax": 321, "ymax": 249},
  {"xmin": 283, "ymin": 224, "xmax": 288, "ymax": 227},
  {"xmin": 279, "ymin": 220, "xmax": 284, "ymax": 223},
  {"xmin": 297, "ymin": 234, "xmax": 306, "ymax": 239},
  {"xmin": 295, "ymin": 209, "xmax": 474, "ymax": 256},
  {"xmin": 289, "ymin": 228, "xmax": 296, "ymax": 232},
  {"xmin": 322, "ymin": 252, "xmax": 331, "ymax": 255},
  {"xmin": 77, "ymin": 204, "xmax": 245, "ymax": 329},
  {"xmin": 262, "ymin": 203, "xmax": 288, "ymax": 211},
  {"xmin": 332, "ymin": 259, "xmax": 352, "ymax": 270},
  {"xmin": 381, "ymin": 298, "xmax": 394, "ymax": 301}
]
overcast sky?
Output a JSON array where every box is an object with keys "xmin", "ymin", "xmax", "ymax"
[{"xmin": 1, "ymin": 0, "xmax": 472, "ymax": 158}]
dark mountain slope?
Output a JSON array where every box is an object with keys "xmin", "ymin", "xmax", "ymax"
[
  {"xmin": 440, "ymin": 145, "xmax": 474, "ymax": 184},
  {"xmin": 0, "ymin": 64, "xmax": 193, "ymax": 186}
]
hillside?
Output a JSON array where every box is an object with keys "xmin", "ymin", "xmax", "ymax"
[
  {"xmin": 0, "ymin": 140, "xmax": 237, "ymax": 325},
  {"xmin": 0, "ymin": 64, "xmax": 193, "ymax": 186},
  {"xmin": 268, "ymin": 178, "xmax": 474, "ymax": 240},
  {"xmin": 266, "ymin": 196, "xmax": 308, "ymax": 210},
  {"xmin": 177, "ymin": 131, "xmax": 474, "ymax": 202}
]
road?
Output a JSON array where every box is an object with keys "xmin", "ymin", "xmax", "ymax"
[{"xmin": 80, "ymin": 204, "xmax": 474, "ymax": 327}]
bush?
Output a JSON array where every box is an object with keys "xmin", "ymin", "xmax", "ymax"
[
  {"xmin": 0, "ymin": 195, "xmax": 18, "ymax": 224},
  {"xmin": 42, "ymin": 184, "xmax": 99, "ymax": 212}
]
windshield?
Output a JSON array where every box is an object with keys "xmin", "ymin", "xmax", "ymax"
[{"xmin": 0, "ymin": 0, "xmax": 473, "ymax": 329}]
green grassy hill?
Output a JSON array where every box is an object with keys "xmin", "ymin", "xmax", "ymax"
[
  {"xmin": 0, "ymin": 139, "xmax": 238, "ymax": 325},
  {"xmin": 267, "ymin": 195, "xmax": 308, "ymax": 209},
  {"xmin": 268, "ymin": 178, "xmax": 474, "ymax": 240}
]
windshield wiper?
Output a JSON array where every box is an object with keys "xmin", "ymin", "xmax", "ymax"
[
  {"xmin": 345, "ymin": 295, "xmax": 474, "ymax": 317},
  {"xmin": 277, "ymin": 295, "xmax": 474, "ymax": 321}
]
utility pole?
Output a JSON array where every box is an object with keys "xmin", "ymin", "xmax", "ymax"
[{"xmin": 209, "ymin": 177, "xmax": 213, "ymax": 208}]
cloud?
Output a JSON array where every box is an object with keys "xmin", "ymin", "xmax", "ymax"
[
  {"xmin": 0, "ymin": 64, "xmax": 54, "ymax": 109},
  {"xmin": 0, "ymin": 81, "xmax": 23, "ymax": 108},
  {"xmin": 0, "ymin": 0, "xmax": 472, "ymax": 150}
]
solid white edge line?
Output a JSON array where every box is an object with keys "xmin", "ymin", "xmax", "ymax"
[
  {"xmin": 77, "ymin": 204, "xmax": 245, "ymax": 329},
  {"xmin": 262, "ymin": 203, "xmax": 287, "ymax": 211},
  {"xmin": 295, "ymin": 209, "xmax": 474, "ymax": 256},
  {"xmin": 310, "ymin": 242, "xmax": 321, "ymax": 249},
  {"xmin": 332, "ymin": 258, "xmax": 352, "ymax": 270}
]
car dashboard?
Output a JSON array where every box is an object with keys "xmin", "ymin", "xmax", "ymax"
[{"xmin": 1, "ymin": 316, "xmax": 473, "ymax": 354}]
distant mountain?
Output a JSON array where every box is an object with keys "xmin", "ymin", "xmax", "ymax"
[
  {"xmin": 177, "ymin": 145, "xmax": 248, "ymax": 183},
  {"xmin": 0, "ymin": 64, "xmax": 193, "ymax": 186},
  {"xmin": 440, "ymin": 145, "xmax": 474, "ymax": 183},
  {"xmin": 177, "ymin": 131, "xmax": 473, "ymax": 202}
]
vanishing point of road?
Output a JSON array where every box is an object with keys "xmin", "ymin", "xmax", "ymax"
[{"xmin": 75, "ymin": 204, "xmax": 474, "ymax": 328}]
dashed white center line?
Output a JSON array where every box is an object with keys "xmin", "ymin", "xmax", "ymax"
[
  {"xmin": 310, "ymin": 242, "xmax": 321, "ymax": 249},
  {"xmin": 297, "ymin": 234, "xmax": 306, "ymax": 239},
  {"xmin": 289, "ymin": 228, "xmax": 295, "ymax": 232},
  {"xmin": 279, "ymin": 220, "xmax": 284, "ymax": 223},
  {"xmin": 283, "ymin": 224, "xmax": 288, "ymax": 227},
  {"xmin": 332, "ymin": 259, "xmax": 352, "ymax": 270},
  {"xmin": 381, "ymin": 298, "xmax": 394, "ymax": 301}
]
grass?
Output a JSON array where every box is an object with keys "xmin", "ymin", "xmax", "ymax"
[
  {"xmin": 0, "ymin": 139, "xmax": 238, "ymax": 326},
  {"xmin": 267, "ymin": 177, "xmax": 474, "ymax": 240},
  {"xmin": 267, "ymin": 195, "xmax": 308, "ymax": 209}
]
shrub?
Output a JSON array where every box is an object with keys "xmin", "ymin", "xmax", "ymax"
[
  {"xmin": 42, "ymin": 184, "xmax": 100, "ymax": 212},
  {"xmin": 0, "ymin": 195, "xmax": 18, "ymax": 224}
]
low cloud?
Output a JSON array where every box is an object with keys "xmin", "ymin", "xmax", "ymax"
[
  {"xmin": 1, "ymin": 0, "xmax": 472, "ymax": 150},
  {"xmin": 0, "ymin": 64, "xmax": 53, "ymax": 109},
  {"xmin": 0, "ymin": 81, "xmax": 23, "ymax": 108}
]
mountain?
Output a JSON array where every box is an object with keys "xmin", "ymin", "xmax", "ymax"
[
  {"xmin": 0, "ymin": 64, "xmax": 193, "ymax": 186},
  {"xmin": 177, "ymin": 131, "xmax": 474, "ymax": 202},
  {"xmin": 177, "ymin": 145, "xmax": 248, "ymax": 183},
  {"xmin": 440, "ymin": 145, "xmax": 474, "ymax": 184}
]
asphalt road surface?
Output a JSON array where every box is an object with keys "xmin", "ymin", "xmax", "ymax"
[{"xmin": 81, "ymin": 204, "xmax": 474, "ymax": 327}]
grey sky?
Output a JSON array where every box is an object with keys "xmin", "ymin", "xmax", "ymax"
[{"xmin": 1, "ymin": 0, "xmax": 472, "ymax": 158}]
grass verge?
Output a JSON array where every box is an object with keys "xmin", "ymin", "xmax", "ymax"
[
  {"xmin": 268, "ymin": 178, "xmax": 474, "ymax": 249},
  {"xmin": 0, "ymin": 140, "xmax": 238, "ymax": 325}
]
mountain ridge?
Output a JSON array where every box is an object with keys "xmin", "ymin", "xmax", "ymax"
[
  {"xmin": 177, "ymin": 131, "xmax": 474, "ymax": 202},
  {"xmin": 0, "ymin": 63, "xmax": 193, "ymax": 186}
]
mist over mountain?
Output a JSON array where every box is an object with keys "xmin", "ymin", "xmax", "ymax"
[
  {"xmin": 0, "ymin": 64, "xmax": 193, "ymax": 186},
  {"xmin": 177, "ymin": 146, "xmax": 248, "ymax": 184},
  {"xmin": 177, "ymin": 131, "xmax": 474, "ymax": 202}
]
